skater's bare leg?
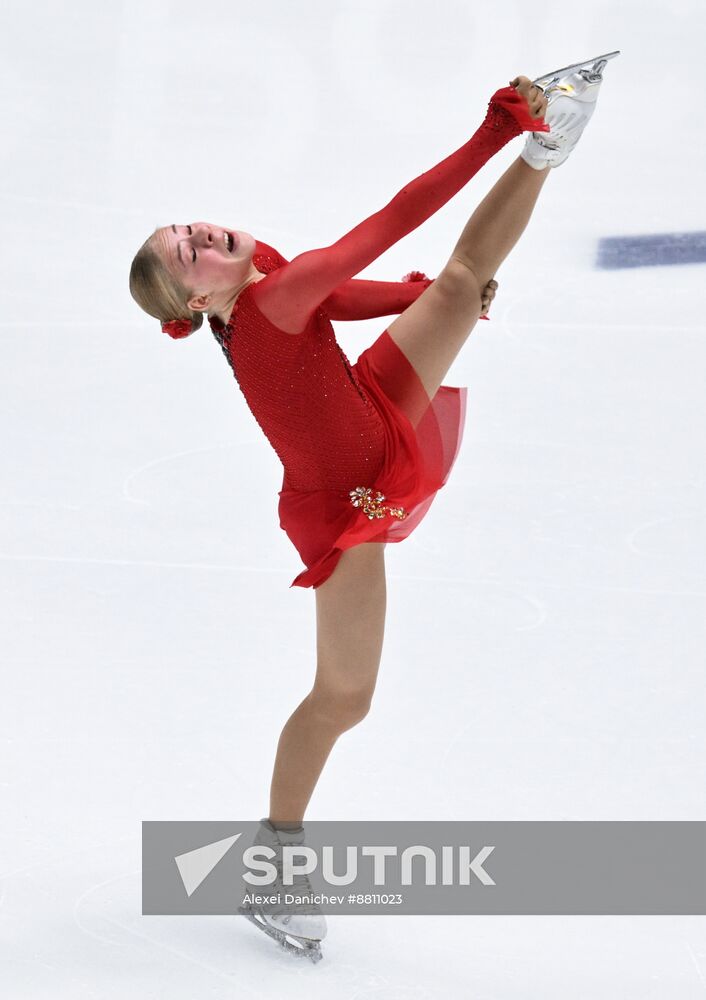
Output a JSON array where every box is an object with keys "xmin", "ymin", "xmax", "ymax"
[
  {"xmin": 387, "ymin": 153, "xmax": 549, "ymax": 402},
  {"xmin": 387, "ymin": 77, "xmax": 549, "ymax": 402},
  {"xmin": 450, "ymin": 153, "xmax": 549, "ymax": 289},
  {"xmin": 268, "ymin": 543, "xmax": 387, "ymax": 827}
]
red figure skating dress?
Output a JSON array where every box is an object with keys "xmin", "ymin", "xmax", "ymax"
[{"xmin": 208, "ymin": 86, "xmax": 548, "ymax": 588}]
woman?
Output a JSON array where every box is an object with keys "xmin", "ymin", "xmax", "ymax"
[{"xmin": 129, "ymin": 57, "xmax": 617, "ymax": 961}]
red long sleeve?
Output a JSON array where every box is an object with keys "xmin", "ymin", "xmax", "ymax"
[
  {"xmin": 251, "ymin": 237, "xmax": 431, "ymax": 321},
  {"xmin": 252, "ymin": 86, "xmax": 547, "ymax": 334},
  {"xmin": 322, "ymin": 275, "xmax": 432, "ymax": 320}
]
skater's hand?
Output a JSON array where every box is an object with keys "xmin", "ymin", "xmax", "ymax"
[
  {"xmin": 509, "ymin": 76, "xmax": 548, "ymax": 119},
  {"xmin": 480, "ymin": 278, "xmax": 498, "ymax": 318}
]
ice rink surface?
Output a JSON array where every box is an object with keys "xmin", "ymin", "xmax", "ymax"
[{"xmin": 1, "ymin": 0, "xmax": 705, "ymax": 995}]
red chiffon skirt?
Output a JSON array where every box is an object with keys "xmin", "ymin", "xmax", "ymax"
[{"xmin": 277, "ymin": 328, "xmax": 468, "ymax": 588}]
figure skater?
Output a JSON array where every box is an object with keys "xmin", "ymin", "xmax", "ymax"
[{"xmin": 129, "ymin": 54, "xmax": 619, "ymax": 962}]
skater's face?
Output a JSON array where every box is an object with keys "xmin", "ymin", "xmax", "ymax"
[{"xmin": 154, "ymin": 221, "xmax": 258, "ymax": 311}]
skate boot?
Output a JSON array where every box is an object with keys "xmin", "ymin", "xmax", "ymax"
[
  {"xmin": 238, "ymin": 817, "xmax": 327, "ymax": 964},
  {"xmin": 521, "ymin": 50, "xmax": 620, "ymax": 169}
]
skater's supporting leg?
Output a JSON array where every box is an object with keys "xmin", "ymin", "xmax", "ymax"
[{"xmin": 268, "ymin": 543, "xmax": 387, "ymax": 827}]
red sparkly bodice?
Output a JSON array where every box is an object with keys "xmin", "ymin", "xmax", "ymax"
[{"xmin": 209, "ymin": 245, "xmax": 387, "ymax": 491}]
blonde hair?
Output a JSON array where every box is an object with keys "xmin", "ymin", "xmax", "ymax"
[{"xmin": 128, "ymin": 229, "xmax": 204, "ymax": 333}]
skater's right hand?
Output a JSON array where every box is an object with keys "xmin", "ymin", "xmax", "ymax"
[
  {"xmin": 480, "ymin": 278, "xmax": 498, "ymax": 318},
  {"xmin": 509, "ymin": 76, "xmax": 548, "ymax": 119}
]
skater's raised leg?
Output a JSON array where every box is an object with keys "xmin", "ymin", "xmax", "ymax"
[
  {"xmin": 386, "ymin": 53, "xmax": 618, "ymax": 403},
  {"xmin": 385, "ymin": 76, "xmax": 550, "ymax": 403},
  {"xmin": 386, "ymin": 152, "xmax": 549, "ymax": 403}
]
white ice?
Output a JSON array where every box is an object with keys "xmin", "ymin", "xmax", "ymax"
[{"xmin": 1, "ymin": 1, "xmax": 705, "ymax": 996}]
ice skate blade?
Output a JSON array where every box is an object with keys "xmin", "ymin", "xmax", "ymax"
[
  {"xmin": 533, "ymin": 51, "xmax": 620, "ymax": 90},
  {"xmin": 239, "ymin": 904, "xmax": 323, "ymax": 964}
]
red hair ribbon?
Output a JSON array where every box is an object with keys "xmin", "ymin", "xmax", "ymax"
[{"xmin": 161, "ymin": 317, "xmax": 193, "ymax": 339}]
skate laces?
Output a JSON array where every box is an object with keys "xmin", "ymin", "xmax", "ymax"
[{"xmin": 270, "ymin": 857, "xmax": 318, "ymax": 923}]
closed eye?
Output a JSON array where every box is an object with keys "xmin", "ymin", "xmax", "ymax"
[{"xmin": 187, "ymin": 224, "xmax": 195, "ymax": 262}]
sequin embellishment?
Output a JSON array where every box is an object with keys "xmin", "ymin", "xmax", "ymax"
[{"xmin": 349, "ymin": 485, "xmax": 408, "ymax": 521}]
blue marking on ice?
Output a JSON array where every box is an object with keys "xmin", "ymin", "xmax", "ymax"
[{"xmin": 596, "ymin": 231, "xmax": 706, "ymax": 269}]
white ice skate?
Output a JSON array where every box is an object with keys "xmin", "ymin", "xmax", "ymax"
[
  {"xmin": 521, "ymin": 50, "xmax": 621, "ymax": 169},
  {"xmin": 238, "ymin": 818, "xmax": 328, "ymax": 964}
]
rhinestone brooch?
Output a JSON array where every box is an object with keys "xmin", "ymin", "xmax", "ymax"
[{"xmin": 349, "ymin": 485, "xmax": 408, "ymax": 521}]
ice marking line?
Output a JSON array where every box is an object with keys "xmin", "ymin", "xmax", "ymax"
[
  {"xmin": 385, "ymin": 570, "xmax": 706, "ymax": 601},
  {"xmin": 513, "ymin": 595, "xmax": 548, "ymax": 632},
  {"xmin": 626, "ymin": 513, "xmax": 700, "ymax": 555},
  {"xmin": 72, "ymin": 870, "xmax": 143, "ymax": 947},
  {"xmin": 1, "ymin": 549, "xmax": 705, "ymax": 600},
  {"xmin": 391, "ymin": 556, "xmax": 548, "ymax": 629},
  {"xmin": 437, "ymin": 721, "xmax": 476, "ymax": 773},
  {"xmin": 0, "ymin": 553, "xmax": 287, "ymax": 575},
  {"xmin": 503, "ymin": 300, "xmax": 556, "ymax": 356},
  {"xmin": 122, "ymin": 442, "xmax": 248, "ymax": 504},
  {"xmin": 481, "ymin": 320, "xmax": 700, "ymax": 333},
  {"xmin": 626, "ymin": 515, "xmax": 673, "ymax": 554},
  {"xmin": 685, "ymin": 939, "xmax": 706, "ymax": 992},
  {"xmin": 1, "ymin": 552, "xmax": 703, "ymax": 601},
  {"xmin": 597, "ymin": 231, "xmax": 706, "ymax": 269},
  {"xmin": 0, "ymin": 836, "xmax": 135, "ymax": 882},
  {"xmin": 0, "ymin": 500, "xmax": 82, "ymax": 511},
  {"xmin": 0, "ymin": 192, "xmax": 150, "ymax": 213},
  {"xmin": 73, "ymin": 877, "xmax": 262, "ymax": 993}
]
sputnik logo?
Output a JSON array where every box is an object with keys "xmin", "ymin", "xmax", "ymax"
[{"xmin": 174, "ymin": 832, "xmax": 243, "ymax": 897}]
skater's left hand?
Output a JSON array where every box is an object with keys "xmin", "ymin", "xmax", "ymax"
[
  {"xmin": 509, "ymin": 76, "xmax": 548, "ymax": 120},
  {"xmin": 480, "ymin": 278, "xmax": 498, "ymax": 318}
]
